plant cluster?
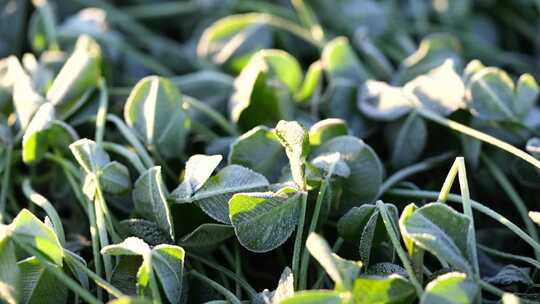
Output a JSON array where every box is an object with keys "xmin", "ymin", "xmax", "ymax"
[{"xmin": 1, "ymin": 0, "xmax": 540, "ymax": 303}]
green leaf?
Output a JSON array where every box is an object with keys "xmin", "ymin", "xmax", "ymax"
[
  {"xmin": 514, "ymin": 74, "xmax": 539, "ymax": 117},
  {"xmin": 295, "ymin": 61, "xmax": 324, "ymax": 103},
  {"xmin": 107, "ymin": 297, "xmax": 152, "ymax": 304},
  {"xmin": 420, "ymin": 272, "xmax": 478, "ymax": 304},
  {"xmin": 190, "ymin": 165, "xmax": 269, "ymax": 224},
  {"xmin": 484, "ymin": 265, "xmax": 533, "ymax": 286},
  {"xmin": 178, "ymin": 223, "xmax": 234, "ymax": 250},
  {"xmin": 22, "ymin": 103, "xmax": 78, "ymax": 164},
  {"xmin": 322, "ymin": 36, "xmax": 368, "ymax": 83},
  {"xmin": 46, "ymin": 35, "xmax": 101, "ymax": 117},
  {"xmin": 228, "ymin": 126, "xmax": 288, "ymax": 182},
  {"xmin": 69, "ymin": 138, "xmax": 110, "ymax": 175},
  {"xmin": 274, "ymin": 120, "xmax": 310, "ymax": 189},
  {"xmin": 308, "ymin": 118, "xmax": 348, "ymax": 148},
  {"xmin": 18, "ymin": 257, "xmax": 68, "ymax": 304},
  {"xmin": 395, "ymin": 33, "xmax": 461, "ymax": 85},
  {"xmin": 400, "ymin": 203, "xmax": 473, "ymax": 274},
  {"xmin": 280, "ymin": 290, "xmax": 344, "ymax": 304},
  {"xmin": 124, "ymin": 76, "xmax": 190, "ymax": 158},
  {"xmin": 119, "ymin": 219, "xmax": 171, "ymax": 246},
  {"xmin": 171, "ymin": 154, "xmax": 222, "ymax": 201},
  {"xmin": 351, "ymin": 275, "xmax": 416, "ymax": 304},
  {"xmin": 133, "ymin": 167, "xmax": 175, "ymax": 240},
  {"xmin": 197, "ymin": 13, "xmax": 273, "ymax": 71},
  {"xmin": 311, "ymin": 136, "xmax": 383, "ymax": 212},
  {"xmin": 151, "ymin": 244, "xmax": 185, "ymax": 304},
  {"xmin": 311, "ymin": 152, "xmax": 351, "ymax": 178},
  {"xmin": 358, "ymin": 80, "xmax": 415, "ymax": 121},
  {"xmin": 273, "ymin": 267, "xmax": 295, "ymax": 303},
  {"xmin": 230, "ymin": 49, "xmax": 301, "ymax": 130},
  {"xmin": 99, "ymin": 161, "xmax": 132, "ymax": 195},
  {"xmin": 403, "ymin": 59, "xmax": 466, "ymax": 116},
  {"xmin": 229, "ymin": 188, "xmax": 301, "ymax": 252},
  {"xmin": 0, "ymin": 233, "xmax": 19, "ymax": 304},
  {"xmin": 526, "ymin": 137, "xmax": 540, "ymax": 159},
  {"xmin": 9, "ymin": 56, "xmax": 45, "ymax": 129},
  {"xmin": 101, "ymin": 237, "xmax": 151, "ymax": 256},
  {"xmin": 306, "ymin": 233, "xmax": 361, "ymax": 288},
  {"xmin": 10, "ymin": 209, "xmax": 64, "ymax": 266},
  {"xmin": 466, "ymin": 67, "xmax": 516, "ymax": 121},
  {"xmin": 385, "ymin": 111, "xmax": 427, "ymax": 168}
]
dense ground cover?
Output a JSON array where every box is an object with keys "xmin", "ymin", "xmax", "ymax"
[{"xmin": 1, "ymin": 0, "xmax": 540, "ymax": 303}]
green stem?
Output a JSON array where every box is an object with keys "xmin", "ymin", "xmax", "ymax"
[
  {"xmin": 437, "ymin": 160, "xmax": 458, "ymax": 203},
  {"xmin": 102, "ymin": 142, "xmax": 146, "ymax": 174},
  {"xmin": 94, "ymin": 190, "xmax": 113, "ymax": 283},
  {"xmin": 86, "ymin": 199, "xmax": 103, "ymax": 301},
  {"xmin": 22, "ymin": 179, "xmax": 66, "ymax": 245},
  {"xmin": 376, "ymin": 201, "xmax": 424, "ymax": 298},
  {"xmin": 190, "ymin": 270, "xmax": 242, "ymax": 304},
  {"xmin": 187, "ymin": 253, "xmax": 257, "ymax": 298},
  {"xmin": 299, "ymin": 176, "xmax": 330, "ymax": 290},
  {"xmin": 16, "ymin": 242, "xmax": 102, "ymax": 304},
  {"xmin": 184, "ymin": 95, "xmax": 239, "ymax": 136},
  {"xmin": 95, "ymin": 79, "xmax": 108, "ymax": 146},
  {"xmin": 478, "ymin": 244, "xmax": 540, "ymax": 270},
  {"xmin": 123, "ymin": 1, "xmax": 198, "ymax": 19},
  {"xmin": 234, "ymin": 244, "xmax": 242, "ymax": 299},
  {"xmin": 481, "ymin": 154, "xmax": 540, "ymax": 260},
  {"xmin": 377, "ymin": 151, "xmax": 455, "ymax": 198},
  {"xmin": 417, "ymin": 108, "xmax": 540, "ymax": 169},
  {"xmin": 107, "ymin": 114, "xmax": 154, "ymax": 169},
  {"xmin": 64, "ymin": 251, "xmax": 125, "ymax": 299},
  {"xmin": 292, "ymin": 191, "xmax": 308, "ymax": 289},
  {"xmin": 0, "ymin": 145, "xmax": 13, "ymax": 223},
  {"xmin": 387, "ymin": 189, "xmax": 540, "ymax": 254},
  {"xmin": 31, "ymin": 0, "xmax": 59, "ymax": 50}
]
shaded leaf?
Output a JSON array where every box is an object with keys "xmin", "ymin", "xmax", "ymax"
[
  {"xmin": 385, "ymin": 111, "xmax": 427, "ymax": 168},
  {"xmin": 322, "ymin": 37, "xmax": 368, "ymax": 83},
  {"xmin": 99, "ymin": 161, "xmax": 131, "ymax": 195},
  {"xmin": 308, "ymin": 118, "xmax": 348, "ymax": 148},
  {"xmin": 178, "ymin": 223, "xmax": 234, "ymax": 249},
  {"xmin": 18, "ymin": 257, "xmax": 68, "ymax": 304},
  {"xmin": 171, "ymin": 154, "xmax": 222, "ymax": 201}
]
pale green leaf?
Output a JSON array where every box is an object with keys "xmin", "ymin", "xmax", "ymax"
[
  {"xmin": 18, "ymin": 257, "xmax": 68, "ymax": 304},
  {"xmin": 99, "ymin": 161, "xmax": 131, "ymax": 195},
  {"xmin": 280, "ymin": 290, "xmax": 344, "ymax": 304},
  {"xmin": 178, "ymin": 223, "xmax": 234, "ymax": 249},
  {"xmin": 467, "ymin": 67, "xmax": 516, "ymax": 121},
  {"xmin": 274, "ymin": 120, "xmax": 310, "ymax": 189},
  {"xmin": 357, "ymin": 80, "xmax": 415, "ymax": 121},
  {"xmin": 171, "ymin": 154, "xmax": 222, "ymax": 200},
  {"xmin": 420, "ymin": 272, "xmax": 478, "ymax": 304},
  {"xmin": 352, "ymin": 274, "xmax": 416, "ymax": 304},
  {"xmin": 101, "ymin": 237, "xmax": 151, "ymax": 256},
  {"xmin": 308, "ymin": 118, "xmax": 348, "ymax": 148},
  {"xmin": 322, "ymin": 37, "xmax": 368, "ymax": 83},
  {"xmin": 151, "ymin": 244, "xmax": 185, "ymax": 304}
]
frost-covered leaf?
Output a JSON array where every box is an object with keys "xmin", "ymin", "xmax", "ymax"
[
  {"xmin": 311, "ymin": 136, "xmax": 383, "ymax": 212},
  {"xmin": 0, "ymin": 233, "xmax": 19, "ymax": 304},
  {"xmin": 358, "ymin": 80, "xmax": 416, "ymax": 121},
  {"xmin": 280, "ymin": 290, "xmax": 343, "ymax": 304},
  {"xmin": 229, "ymin": 188, "xmax": 301, "ymax": 252},
  {"xmin": 384, "ymin": 111, "xmax": 427, "ymax": 168},
  {"xmin": 228, "ymin": 126, "xmax": 287, "ymax": 182},
  {"xmin": 420, "ymin": 272, "xmax": 478, "ymax": 304},
  {"xmin": 124, "ymin": 76, "xmax": 190, "ymax": 158},
  {"xmin": 274, "ymin": 120, "xmax": 310, "ymax": 189},
  {"xmin": 18, "ymin": 257, "xmax": 68, "ymax": 304},
  {"xmin": 514, "ymin": 74, "xmax": 539, "ymax": 118},
  {"xmin": 401, "ymin": 203, "xmax": 473, "ymax": 274},
  {"xmin": 101, "ymin": 237, "xmax": 151, "ymax": 256},
  {"xmin": 99, "ymin": 161, "xmax": 131, "ymax": 195},
  {"xmin": 46, "ymin": 35, "xmax": 101, "ymax": 118},
  {"xmin": 10, "ymin": 209, "xmax": 64, "ymax": 266},
  {"xmin": 151, "ymin": 244, "xmax": 185, "ymax": 304},
  {"xmin": 351, "ymin": 274, "xmax": 416, "ymax": 304},
  {"xmin": 118, "ymin": 219, "xmax": 171, "ymax": 246},
  {"xmin": 311, "ymin": 153, "xmax": 351, "ymax": 178},
  {"xmin": 178, "ymin": 223, "xmax": 234, "ymax": 249},
  {"xmin": 133, "ymin": 167, "xmax": 174, "ymax": 240},
  {"xmin": 69, "ymin": 138, "xmax": 110, "ymax": 175},
  {"xmin": 483, "ymin": 265, "xmax": 533, "ymax": 286},
  {"xmin": 191, "ymin": 165, "xmax": 269, "ymax": 224},
  {"xmin": 171, "ymin": 154, "xmax": 222, "ymax": 200},
  {"xmin": 273, "ymin": 267, "xmax": 294, "ymax": 303}
]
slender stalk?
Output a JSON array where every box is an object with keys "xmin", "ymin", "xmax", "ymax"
[
  {"xmin": 376, "ymin": 201, "xmax": 424, "ymax": 298},
  {"xmin": 187, "ymin": 253, "xmax": 258, "ymax": 298},
  {"xmin": 102, "ymin": 142, "xmax": 146, "ymax": 174},
  {"xmin": 377, "ymin": 151, "xmax": 455, "ymax": 198},
  {"xmin": 107, "ymin": 114, "xmax": 154, "ymax": 168},
  {"xmin": 0, "ymin": 145, "xmax": 13, "ymax": 223},
  {"xmin": 261, "ymin": 13, "xmax": 324, "ymax": 48},
  {"xmin": 417, "ymin": 108, "xmax": 540, "ymax": 169},
  {"xmin": 94, "ymin": 191, "xmax": 113, "ymax": 282},
  {"xmin": 16, "ymin": 242, "xmax": 102, "ymax": 304},
  {"xmin": 86, "ymin": 199, "xmax": 103, "ymax": 301},
  {"xmin": 437, "ymin": 160, "xmax": 458, "ymax": 203},
  {"xmin": 292, "ymin": 191, "xmax": 308, "ymax": 289},
  {"xmin": 190, "ymin": 270, "xmax": 242, "ymax": 304},
  {"xmin": 64, "ymin": 251, "xmax": 125, "ymax": 299},
  {"xmin": 22, "ymin": 179, "xmax": 66, "ymax": 245},
  {"xmin": 387, "ymin": 189, "xmax": 540, "ymax": 254},
  {"xmin": 299, "ymin": 175, "xmax": 331, "ymax": 289},
  {"xmin": 95, "ymin": 79, "xmax": 108, "ymax": 146},
  {"xmin": 478, "ymin": 244, "xmax": 540, "ymax": 270},
  {"xmin": 234, "ymin": 244, "xmax": 242, "ymax": 299},
  {"xmin": 183, "ymin": 95, "xmax": 239, "ymax": 136},
  {"xmin": 481, "ymin": 154, "xmax": 540, "ymax": 260}
]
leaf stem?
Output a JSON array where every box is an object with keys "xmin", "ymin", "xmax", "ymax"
[
  {"xmin": 377, "ymin": 151, "xmax": 455, "ymax": 198},
  {"xmin": 189, "ymin": 270, "xmax": 242, "ymax": 304},
  {"xmin": 0, "ymin": 145, "xmax": 13, "ymax": 223},
  {"xmin": 184, "ymin": 95, "xmax": 239, "ymax": 136},
  {"xmin": 107, "ymin": 114, "xmax": 154, "ymax": 169},
  {"xmin": 478, "ymin": 244, "xmax": 540, "ymax": 270},
  {"xmin": 481, "ymin": 154, "xmax": 540, "ymax": 260},
  {"xmin": 417, "ymin": 108, "xmax": 540, "ymax": 169},
  {"xmin": 95, "ymin": 79, "xmax": 108, "ymax": 146},
  {"xmin": 480, "ymin": 280, "xmax": 537, "ymax": 304},
  {"xmin": 292, "ymin": 191, "xmax": 308, "ymax": 289},
  {"xmin": 102, "ymin": 141, "xmax": 146, "ymax": 174},
  {"xmin": 376, "ymin": 201, "xmax": 424, "ymax": 298},
  {"xmin": 386, "ymin": 189, "xmax": 540, "ymax": 254}
]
